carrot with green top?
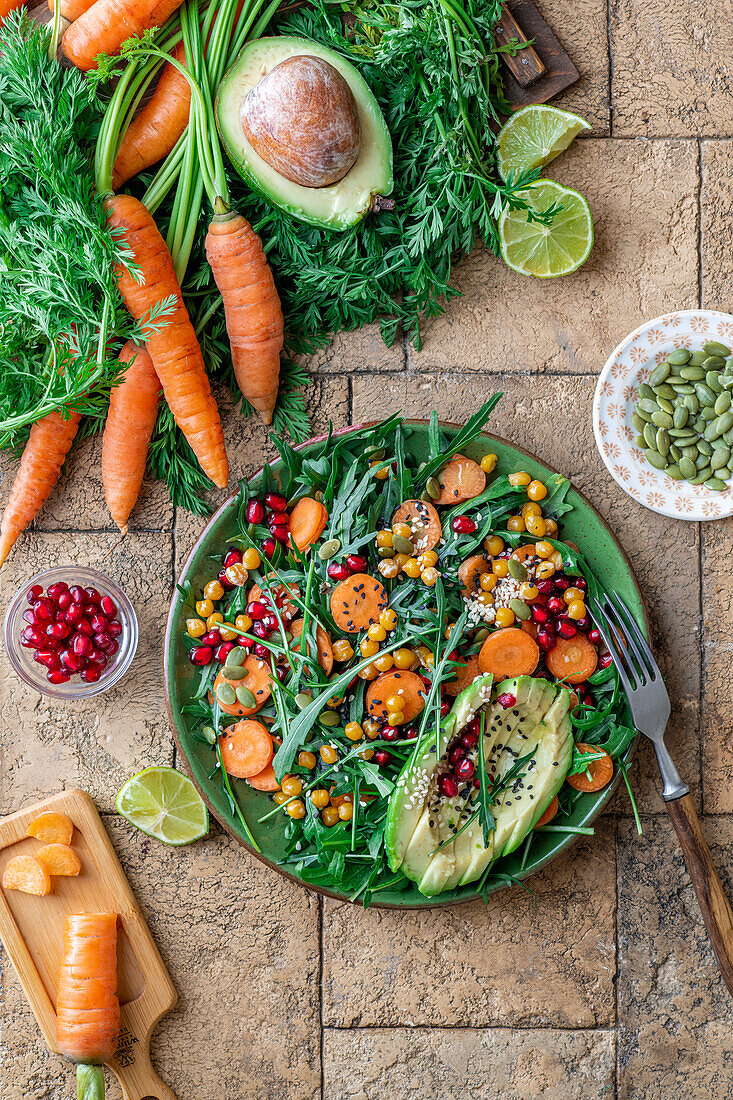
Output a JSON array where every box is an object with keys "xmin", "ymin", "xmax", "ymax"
[{"xmin": 62, "ymin": 0, "xmax": 185, "ymax": 71}]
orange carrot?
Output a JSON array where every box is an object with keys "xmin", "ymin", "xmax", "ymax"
[
  {"xmin": 246, "ymin": 762, "xmax": 280, "ymax": 792},
  {"xmin": 27, "ymin": 811, "xmax": 74, "ymax": 845},
  {"xmin": 510, "ymin": 544, "xmax": 539, "ymax": 565},
  {"xmin": 35, "ymin": 843, "xmax": 82, "ymax": 877},
  {"xmin": 102, "ymin": 340, "xmax": 161, "ymax": 534},
  {"xmin": 57, "ymin": 913, "xmax": 119, "ymax": 1068},
  {"xmin": 219, "ymin": 719, "xmax": 273, "ymax": 778},
  {"xmin": 1, "ymin": 0, "xmax": 24, "ymax": 23},
  {"xmin": 366, "ymin": 670, "xmax": 426, "ymax": 724},
  {"xmin": 47, "ymin": 0, "xmax": 95, "ymax": 20},
  {"xmin": 210, "ymin": 656, "xmax": 272, "ymax": 716},
  {"xmin": 205, "ymin": 202, "xmax": 283, "ymax": 425},
  {"xmin": 2, "ymin": 854, "xmax": 52, "ymax": 896},
  {"xmin": 289, "ymin": 497, "xmax": 328, "ymax": 551},
  {"xmin": 330, "ymin": 573, "xmax": 388, "ymax": 633},
  {"xmin": 458, "ymin": 553, "xmax": 489, "ymax": 595},
  {"xmin": 391, "ymin": 499, "xmax": 442, "ymax": 552},
  {"xmin": 478, "ymin": 627, "xmax": 540, "ymax": 678},
  {"xmin": 535, "ymin": 795, "xmax": 559, "ymax": 828},
  {"xmin": 289, "ymin": 618, "xmax": 333, "ymax": 674},
  {"xmin": 112, "ymin": 43, "xmax": 190, "ymax": 190},
  {"xmin": 105, "ymin": 194, "xmax": 229, "ymax": 488},
  {"xmin": 545, "ymin": 633, "xmax": 598, "ymax": 684},
  {"xmin": 0, "ymin": 407, "xmax": 81, "ymax": 569},
  {"xmin": 566, "ymin": 744, "xmax": 614, "ymax": 793},
  {"xmin": 444, "ymin": 653, "xmax": 481, "ymax": 697},
  {"xmin": 62, "ymin": 0, "xmax": 185, "ymax": 71},
  {"xmin": 434, "ymin": 454, "xmax": 486, "ymax": 505}
]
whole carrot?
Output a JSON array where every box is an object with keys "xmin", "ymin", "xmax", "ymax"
[
  {"xmin": 47, "ymin": 0, "xmax": 95, "ymax": 21},
  {"xmin": 57, "ymin": 912, "xmax": 119, "ymax": 1100},
  {"xmin": 105, "ymin": 193, "xmax": 229, "ymax": 488},
  {"xmin": 205, "ymin": 200, "xmax": 283, "ymax": 425},
  {"xmin": 102, "ymin": 340, "xmax": 161, "ymax": 533},
  {"xmin": 62, "ymin": 0, "xmax": 184, "ymax": 71},
  {"xmin": 0, "ymin": 0, "xmax": 24, "ymax": 24},
  {"xmin": 112, "ymin": 43, "xmax": 190, "ymax": 190},
  {"xmin": 0, "ymin": 407, "xmax": 81, "ymax": 569}
]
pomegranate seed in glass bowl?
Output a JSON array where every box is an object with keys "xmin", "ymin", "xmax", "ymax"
[{"xmin": 3, "ymin": 567, "xmax": 138, "ymax": 700}]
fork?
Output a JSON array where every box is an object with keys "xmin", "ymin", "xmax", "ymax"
[{"xmin": 589, "ymin": 590, "xmax": 733, "ymax": 996}]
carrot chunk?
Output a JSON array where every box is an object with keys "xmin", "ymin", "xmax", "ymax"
[
  {"xmin": 246, "ymin": 763, "xmax": 281, "ymax": 792},
  {"xmin": 219, "ymin": 720, "xmax": 274, "ymax": 779},
  {"xmin": 545, "ymin": 634, "xmax": 598, "ymax": 684},
  {"xmin": 211, "ymin": 656, "xmax": 272, "ymax": 717},
  {"xmin": 35, "ymin": 843, "xmax": 82, "ymax": 877},
  {"xmin": 510, "ymin": 544, "xmax": 539, "ymax": 565},
  {"xmin": 2, "ymin": 855, "xmax": 52, "ymax": 896},
  {"xmin": 248, "ymin": 577, "xmax": 301, "ymax": 619},
  {"xmin": 444, "ymin": 653, "xmax": 481, "ymax": 697},
  {"xmin": 289, "ymin": 619, "xmax": 333, "ymax": 674},
  {"xmin": 27, "ymin": 811, "xmax": 74, "ymax": 846},
  {"xmin": 434, "ymin": 454, "xmax": 486, "ymax": 505},
  {"xmin": 366, "ymin": 671, "xmax": 426, "ymax": 724},
  {"xmin": 458, "ymin": 554, "xmax": 489, "ymax": 595},
  {"xmin": 391, "ymin": 499, "xmax": 442, "ymax": 552},
  {"xmin": 566, "ymin": 744, "xmax": 614, "ymax": 793},
  {"xmin": 535, "ymin": 796, "xmax": 559, "ymax": 828},
  {"xmin": 289, "ymin": 497, "xmax": 328, "ymax": 551},
  {"xmin": 478, "ymin": 627, "xmax": 540, "ymax": 678},
  {"xmin": 330, "ymin": 573, "xmax": 388, "ymax": 633}
]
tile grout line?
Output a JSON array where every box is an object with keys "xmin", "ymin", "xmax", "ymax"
[
  {"xmin": 606, "ymin": 0, "xmax": 614, "ymax": 138},
  {"xmin": 318, "ymin": 894, "xmax": 325, "ymax": 1100},
  {"xmin": 614, "ymin": 816, "xmax": 621, "ymax": 1100},
  {"xmin": 697, "ymin": 138, "xmax": 704, "ymax": 814},
  {"xmin": 171, "ymin": 509, "xmax": 179, "ymax": 772},
  {"xmin": 319, "ymin": 1023, "xmax": 619, "ymax": 1033}
]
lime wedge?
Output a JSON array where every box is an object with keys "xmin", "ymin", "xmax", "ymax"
[
  {"xmin": 499, "ymin": 180, "xmax": 593, "ymax": 279},
  {"xmin": 496, "ymin": 104, "xmax": 591, "ymax": 182},
  {"xmin": 116, "ymin": 767, "xmax": 209, "ymax": 845}
]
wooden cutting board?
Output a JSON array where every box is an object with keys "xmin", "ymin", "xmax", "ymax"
[{"xmin": 0, "ymin": 789, "xmax": 177, "ymax": 1100}]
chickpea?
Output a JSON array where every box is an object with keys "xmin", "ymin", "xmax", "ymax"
[
  {"xmin": 243, "ymin": 548, "xmax": 262, "ymax": 570},
  {"xmin": 480, "ymin": 453, "xmax": 498, "ymax": 474},
  {"xmin": 281, "ymin": 775, "xmax": 303, "ymax": 797},
  {"xmin": 203, "ymin": 579, "xmax": 224, "ymax": 601},
  {"xmin": 196, "ymin": 598, "xmax": 214, "ymax": 618},
  {"xmin": 345, "ymin": 722, "xmax": 363, "ymax": 742},
  {"xmin": 298, "ymin": 751, "xmax": 317, "ymax": 770},
  {"xmin": 492, "ymin": 558, "xmax": 509, "ymax": 578},
  {"xmin": 485, "ymin": 535, "xmax": 504, "ymax": 556},
  {"xmin": 333, "ymin": 639, "xmax": 354, "ymax": 661},
  {"xmin": 286, "ymin": 800, "xmax": 306, "ymax": 819},
  {"xmin": 338, "ymin": 802, "xmax": 354, "ymax": 822},
  {"xmin": 379, "ymin": 608, "xmax": 398, "ymax": 630},
  {"xmin": 321, "ymin": 806, "xmax": 341, "ymax": 826},
  {"xmin": 374, "ymin": 653, "xmax": 394, "ymax": 672},
  {"xmin": 508, "ymin": 471, "xmax": 532, "ymax": 488},
  {"xmin": 367, "ymin": 623, "xmax": 387, "ymax": 642},
  {"xmin": 527, "ymin": 480, "xmax": 548, "ymax": 501},
  {"xmin": 187, "ymin": 618, "xmax": 206, "ymax": 638},
  {"xmin": 393, "ymin": 647, "xmax": 416, "ymax": 670},
  {"xmin": 376, "ymin": 530, "xmax": 393, "ymax": 548},
  {"xmin": 310, "ymin": 789, "xmax": 330, "ymax": 809},
  {"xmin": 320, "ymin": 745, "xmax": 339, "ymax": 764},
  {"xmin": 360, "ymin": 638, "xmax": 380, "ymax": 658}
]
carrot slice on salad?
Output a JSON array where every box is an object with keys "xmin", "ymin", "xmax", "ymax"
[
  {"xmin": 433, "ymin": 454, "xmax": 486, "ymax": 506},
  {"xmin": 248, "ymin": 577, "xmax": 301, "ymax": 618},
  {"xmin": 289, "ymin": 497, "xmax": 328, "ymax": 551},
  {"xmin": 545, "ymin": 633, "xmax": 598, "ymax": 684},
  {"xmin": 26, "ymin": 811, "xmax": 74, "ymax": 845},
  {"xmin": 2, "ymin": 854, "xmax": 52, "ymax": 896},
  {"xmin": 391, "ymin": 499, "xmax": 442, "ymax": 552},
  {"xmin": 289, "ymin": 619, "xmax": 333, "ymax": 674},
  {"xmin": 211, "ymin": 656, "xmax": 272, "ymax": 717},
  {"xmin": 246, "ymin": 763, "xmax": 281, "ymax": 792},
  {"xmin": 366, "ymin": 670, "xmax": 426, "ymax": 724},
  {"xmin": 566, "ymin": 744, "xmax": 614, "ymax": 793},
  {"xmin": 478, "ymin": 627, "xmax": 540, "ymax": 678},
  {"xmin": 35, "ymin": 843, "xmax": 82, "ymax": 877},
  {"xmin": 444, "ymin": 653, "xmax": 481, "ymax": 697},
  {"xmin": 535, "ymin": 796, "xmax": 559, "ymax": 827},
  {"xmin": 510, "ymin": 544, "xmax": 538, "ymax": 565},
  {"xmin": 330, "ymin": 573, "xmax": 388, "ymax": 633},
  {"xmin": 219, "ymin": 720, "xmax": 273, "ymax": 779},
  {"xmin": 458, "ymin": 553, "xmax": 489, "ymax": 594}
]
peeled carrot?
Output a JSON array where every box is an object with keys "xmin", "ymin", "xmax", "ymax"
[
  {"xmin": 62, "ymin": 0, "xmax": 185, "ymax": 71},
  {"xmin": 478, "ymin": 627, "xmax": 540, "ymax": 678},
  {"xmin": 444, "ymin": 653, "xmax": 481, "ymax": 697},
  {"xmin": 0, "ymin": 407, "xmax": 81, "ymax": 569},
  {"xmin": 545, "ymin": 633, "xmax": 598, "ymax": 684},
  {"xmin": 535, "ymin": 795, "xmax": 559, "ymax": 828},
  {"xmin": 566, "ymin": 744, "xmax": 613, "ymax": 793},
  {"xmin": 289, "ymin": 618, "xmax": 333, "ymax": 674},
  {"xmin": 205, "ymin": 202, "xmax": 283, "ymax": 425},
  {"xmin": 2, "ymin": 854, "xmax": 52, "ymax": 896},
  {"xmin": 106, "ymin": 194, "xmax": 229, "ymax": 489},
  {"xmin": 1, "ymin": 0, "xmax": 24, "ymax": 23},
  {"xmin": 434, "ymin": 454, "xmax": 486, "ymax": 505},
  {"xmin": 35, "ymin": 843, "xmax": 82, "ymax": 877},
  {"xmin": 219, "ymin": 720, "xmax": 273, "ymax": 778},
  {"xmin": 366, "ymin": 670, "xmax": 426, "ymax": 724},
  {"xmin": 112, "ymin": 43, "xmax": 190, "ymax": 190},
  {"xmin": 57, "ymin": 912, "xmax": 119, "ymax": 1077},
  {"xmin": 510, "ymin": 544, "xmax": 539, "ymax": 565},
  {"xmin": 329, "ymin": 573, "xmax": 388, "ymax": 633},
  {"xmin": 289, "ymin": 497, "xmax": 328, "ymax": 551},
  {"xmin": 27, "ymin": 811, "xmax": 74, "ymax": 845},
  {"xmin": 391, "ymin": 499, "xmax": 442, "ymax": 552},
  {"xmin": 47, "ymin": 0, "xmax": 95, "ymax": 20},
  {"xmin": 458, "ymin": 553, "xmax": 489, "ymax": 594},
  {"xmin": 102, "ymin": 341, "xmax": 161, "ymax": 534},
  {"xmin": 246, "ymin": 762, "xmax": 280, "ymax": 792}
]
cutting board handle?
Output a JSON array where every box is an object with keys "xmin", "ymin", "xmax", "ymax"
[{"xmin": 115, "ymin": 1048, "xmax": 178, "ymax": 1100}]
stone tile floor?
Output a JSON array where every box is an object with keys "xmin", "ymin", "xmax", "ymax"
[{"xmin": 2, "ymin": 0, "xmax": 733, "ymax": 1096}]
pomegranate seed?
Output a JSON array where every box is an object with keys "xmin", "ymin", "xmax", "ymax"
[
  {"xmin": 47, "ymin": 669, "xmax": 70, "ymax": 685},
  {"xmin": 599, "ymin": 652, "xmax": 613, "ymax": 669},
  {"xmin": 34, "ymin": 598, "xmax": 54, "ymax": 622},
  {"xmin": 253, "ymin": 621, "xmax": 271, "ymax": 639},
  {"xmin": 536, "ymin": 579, "xmax": 554, "ymax": 595},
  {"xmin": 84, "ymin": 586, "xmax": 101, "ymax": 605},
  {"xmin": 215, "ymin": 641, "xmax": 235, "ymax": 662},
  {"xmin": 237, "ymin": 635, "xmax": 253, "ymax": 648},
  {"xmin": 47, "ymin": 581, "xmax": 69, "ymax": 601},
  {"xmin": 57, "ymin": 591, "xmax": 73, "ymax": 611},
  {"xmin": 473, "ymin": 776, "xmax": 481, "ymax": 789},
  {"xmin": 46, "ymin": 621, "xmax": 71, "ymax": 640},
  {"xmin": 582, "ymin": 692, "xmax": 594, "ymax": 707},
  {"xmin": 497, "ymin": 692, "xmax": 516, "ymax": 709},
  {"xmin": 448, "ymin": 745, "xmax": 465, "ymax": 765},
  {"xmin": 440, "ymin": 700, "xmax": 451, "ymax": 717},
  {"xmin": 554, "ymin": 576, "xmax": 570, "ymax": 591},
  {"xmin": 89, "ymin": 613, "xmax": 106, "ymax": 634},
  {"xmin": 346, "ymin": 676, "xmax": 359, "ymax": 691},
  {"xmin": 72, "ymin": 633, "xmax": 92, "ymax": 656},
  {"xmin": 268, "ymin": 510, "xmax": 290, "ymax": 529},
  {"xmin": 556, "ymin": 619, "xmax": 577, "ymax": 639},
  {"xmin": 274, "ymin": 664, "xmax": 288, "ymax": 682},
  {"xmin": 573, "ymin": 577, "xmax": 587, "ymax": 590},
  {"xmin": 81, "ymin": 664, "xmax": 103, "ymax": 683},
  {"xmin": 107, "ymin": 619, "xmax": 123, "ymax": 637},
  {"xmin": 327, "ymin": 563, "xmax": 351, "ymax": 582},
  {"xmin": 381, "ymin": 725, "xmax": 399, "ymax": 741},
  {"xmin": 547, "ymin": 596, "xmax": 565, "ymax": 615},
  {"xmin": 76, "ymin": 617, "xmax": 94, "ymax": 637},
  {"xmin": 21, "ymin": 626, "xmax": 44, "ymax": 648},
  {"xmin": 588, "ymin": 628, "xmax": 602, "ymax": 645},
  {"xmin": 94, "ymin": 631, "xmax": 112, "ymax": 649},
  {"xmin": 246, "ymin": 601, "xmax": 267, "ymax": 621},
  {"xmin": 253, "ymin": 643, "xmax": 269, "ymax": 659},
  {"xmin": 60, "ymin": 650, "xmax": 82, "ymax": 673},
  {"xmin": 54, "ymin": 610, "xmax": 66, "ymax": 623},
  {"xmin": 531, "ymin": 604, "xmax": 549, "ymax": 624},
  {"xmin": 270, "ymin": 526, "xmax": 289, "ymax": 544},
  {"xmin": 201, "ymin": 630, "xmax": 221, "ymax": 647},
  {"xmin": 455, "ymin": 757, "xmax": 475, "ymax": 781},
  {"xmin": 405, "ymin": 727, "xmax": 418, "ymax": 740},
  {"xmin": 26, "ymin": 584, "xmax": 44, "ymax": 602},
  {"xmin": 189, "ymin": 646, "xmax": 213, "ymax": 666},
  {"xmin": 451, "ymin": 515, "xmax": 476, "ymax": 534},
  {"xmin": 246, "ymin": 500, "xmax": 265, "ymax": 525},
  {"xmin": 264, "ymin": 491, "xmax": 287, "ymax": 512},
  {"xmin": 66, "ymin": 602, "xmax": 84, "ymax": 623},
  {"xmin": 575, "ymin": 616, "xmax": 591, "ymax": 631},
  {"xmin": 218, "ymin": 568, "xmax": 235, "ymax": 591},
  {"xmin": 69, "ymin": 585, "xmax": 85, "ymax": 604},
  {"xmin": 461, "ymin": 729, "xmax": 479, "ymax": 750},
  {"xmin": 100, "ymin": 595, "xmax": 117, "ymax": 618},
  {"xmin": 22, "ymin": 609, "xmax": 38, "ymax": 626},
  {"xmin": 261, "ymin": 613, "xmax": 278, "ymax": 631},
  {"xmin": 87, "ymin": 647, "xmax": 107, "ymax": 666},
  {"xmin": 373, "ymin": 750, "xmax": 393, "ymax": 767},
  {"xmin": 34, "ymin": 650, "xmax": 60, "ymax": 671},
  {"xmin": 223, "ymin": 549, "xmax": 242, "ymax": 568},
  {"xmin": 261, "ymin": 538, "xmax": 276, "ymax": 558},
  {"xmin": 420, "ymin": 675, "xmax": 432, "ymax": 689},
  {"xmin": 438, "ymin": 775, "xmax": 458, "ymax": 798},
  {"xmin": 346, "ymin": 554, "xmax": 368, "ymax": 572},
  {"xmin": 537, "ymin": 628, "xmax": 556, "ymax": 652}
]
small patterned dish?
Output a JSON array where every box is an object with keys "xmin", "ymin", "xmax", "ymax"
[{"xmin": 593, "ymin": 310, "xmax": 733, "ymax": 521}]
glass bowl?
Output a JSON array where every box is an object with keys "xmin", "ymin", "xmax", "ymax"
[{"xmin": 4, "ymin": 567, "xmax": 138, "ymax": 700}]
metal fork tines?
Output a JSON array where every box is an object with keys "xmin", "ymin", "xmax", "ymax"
[{"xmin": 588, "ymin": 590, "xmax": 688, "ymax": 802}]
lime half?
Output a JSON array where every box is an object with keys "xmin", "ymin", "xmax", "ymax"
[
  {"xmin": 496, "ymin": 104, "xmax": 591, "ymax": 182},
  {"xmin": 116, "ymin": 767, "xmax": 209, "ymax": 845},
  {"xmin": 499, "ymin": 180, "xmax": 593, "ymax": 278}
]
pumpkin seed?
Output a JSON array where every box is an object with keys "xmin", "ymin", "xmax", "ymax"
[
  {"xmin": 225, "ymin": 646, "xmax": 249, "ymax": 668},
  {"xmin": 715, "ymin": 390, "xmax": 732, "ymax": 414},
  {"xmin": 713, "ymin": 411, "xmax": 733, "ymax": 439},
  {"xmin": 318, "ymin": 538, "xmax": 341, "ymax": 561},
  {"xmin": 645, "ymin": 449, "xmax": 667, "ymax": 470},
  {"xmin": 681, "ymin": 445, "xmax": 698, "ymax": 460},
  {"xmin": 712, "ymin": 434, "xmax": 730, "ymax": 449},
  {"xmin": 635, "ymin": 407, "xmax": 652, "ymax": 423},
  {"xmin": 673, "ymin": 406, "xmax": 689, "ymax": 428},
  {"xmin": 643, "ymin": 423, "xmax": 657, "ymax": 448},
  {"xmin": 704, "ymin": 355, "xmax": 727, "ymax": 371},
  {"xmin": 632, "ymin": 413, "xmax": 646, "ymax": 431},
  {"xmin": 378, "ymin": 546, "xmax": 396, "ymax": 559},
  {"xmin": 695, "ymin": 383, "xmax": 716, "ymax": 406},
  {"xmin": 474, "ymin": 627, "xmax": 490, "ymax": 643},
  {"xmin": 665, "ymin": 464, "xmax": 683, "ymax": 480},
  {"xmin": 707, "ymin": 371, "xmax": 724, "ymax": 393},
  {"xmin": 725, "ymin": 428, "xmax": 733, "ymax": 445},
  {"xmin": 651, "ymin": 410, "xmax": 673, "ymax": 429},
  {"xmin": 216, "ymin": 683, "xmax": 237, "ymax": 707},
  {"xmin": 638, "ymin": 383, "xmax": 655, "ymax": 399},
  {"xmin": 223, "ymin": 666, "xmax": 248, "ymax": 681},
  {"xmin": 704, "ymin": 340, "xmax": 730, "ymax": 357},
  {"xmin": 669, "ymin": 427, "xmax": 696, "ymax": 439},
  {"xmin": 679, "ymin": 365, "xmax": 705, "ymax": 380},
  {"xmin": 722, "ymin": 375, "xmax": 733, "ymax": 390},
  {"xmin": 726, "ymin": 357, "xmax": 733, "ymax": 375},
  {"xmin": 365, "ymin": 446, "xmax": 386, "ymax": 459},
  {"xmin": 319, "ymin": 711, "xmax": 341, "ymax": 727},
  {"xmin": 653, "ymin": 382, "xmax": 677, "ymax": 400},
  {"xmin": 670, "ymin": 444, "xmax": 682, "ymax": 462},
  {"xmin": 695, "ymin": 452, "xmax": 710, "ymax": 469},
  {"xmin": 656, "ymin": 396, "xmax": 674, "ymax": 414},
  {"xmin": 635, "ymin": 434, "xmax": 647, "ymax": 448},
  {"xmin": 295, "ymin": 692, "xmax": 313, "ymax": 710},
  {"xmin": 679, "ymin": 456, "xmax": 697, "ymax": 480},
  {"xmin": 426, "ymin": 476, "xmax": 441, "ymax": 500},
  {"xmin": 684, "ymin": 394, "xmax": 700, "ymax": 414},
  {"xmin": 691, "ymin": 467, "xmax": 713, "ymax": 484},
  {"xmin": 670, "ymin": 382, "xmax": 695, "ymax": 395},
  {"xmin": 694, "ymin": 416, "xmax": 706, "ymax": 432},
  {"xmin": 707, "ymin": 477, "xmax": 727, "ymax": 490},
  {"xmin": 656, "ymin": 427, "xmax": 670, "ymax": 457},
  {"xmin": 509, "ymin": 599, "xmax": 531, "ymax": 620},
  {"xmin": 711, "ymin": 447, "xmax": 731, "ymax": 470},
  {"xmin": 236, "ymin": 686, "xmax": 257, "ymax": 708},
  {"xmin": 701, "ymin": 407, "xmax": 717, "ymax": 422},
  {"xmin": 392, "ymin": 534, "xmax": 415, "ymax": 555},
  {"xmin": 649, "ymin": 362, "xmax": 671, "ymax": 386},
  {"xmin": 668, "ymin": 348, "xmax": 691, "ymax": 365},
  {"xmin": 637, "ymin": 398, "xmax": 659, "ymax": 415},
  {"xmin": 508, "ymin": 558, "xmax": 528, "ymax": 581},
  {"xmin": 202, "ymin": 726, "xmax": 217, "ymax": 745},
  {"xmin": 689, "ymin": 350, "xmax": 709, "ymax": 367}
]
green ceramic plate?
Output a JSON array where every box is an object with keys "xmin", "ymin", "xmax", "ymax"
[{"xmin": 164, "ymin": 421, "xmax": 645, "ymax": 908}]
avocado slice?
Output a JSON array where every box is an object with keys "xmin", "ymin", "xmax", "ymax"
[{"xmin": 216, "ymin": 37, "xmax": 393, "ymax": 231}]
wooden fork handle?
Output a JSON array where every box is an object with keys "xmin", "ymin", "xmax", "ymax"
[{"xmin": 666, "ymin": 792, "xmax": 733, "ymax": 996}]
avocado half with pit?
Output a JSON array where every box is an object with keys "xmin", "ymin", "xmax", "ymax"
[
  {"xmin": 216, "ymin": 37, "xmax": 393, "ymax": 231},
  {"xmin": 385, "ymin": 674, "xmax": 573, "ymax": 897}
]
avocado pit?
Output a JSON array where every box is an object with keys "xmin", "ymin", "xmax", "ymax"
[{"xmin": 241, "ymin": 54, "xmax": 362, "ymax": 188}]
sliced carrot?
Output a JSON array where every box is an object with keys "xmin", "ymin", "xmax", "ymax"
[
  {"xmin": 444, "ymin": 653, "xmax": 481, "ymax": 697},
  {"xmin": 511, "ymin": 544, "xmax": 539, "ymax": 565},
  {"xmin": 35, "ymin": 843, "xmax": 82, "ymax": 877},
  {"xmin": 246, "ymin": 763, "xmax": 281, "ymax": 792},
  {"xmin": 289, "ymin": 618, "xmax": 333, "ymax": 674},
  {"xmin": 521, "ymin": 619, "xmax": 539, "ymax": 642},
  {"xmin": 458, "ymin": 554, "xmax": 489, "ymax": 594},
  {"xmin": 248, "ymin": 577, "xmax": 300, "ymax": 619},
  {"xmin": 330, "ymin": 573, "xmax": 388, "ymax": 633},
  {"xmin": 219, "ymin": 720, "xmax": 273, "ymax": 779},
  {"xmin": 211, "ymin": 656, "xmax": 272, "ymax": 716},
  {"xmin": 289, "ymin": 497, "xmax": 328, "ymax": 551},
  {"xmin": 27, "ymin": 811, "xmax": 74, "ymax": 846},
  {"xmin": 391, "ymin": 499, "xmax": 442, "ymax": 552},
  {"xmin": 366, "ymin": 670, "xmax": 426, "ymax": 724},
  {"xmin": 434, "ymin": 453, "xmax": 486, "ymax": 506},
  {"xmin": 2, "ymin": 854, "xmax": 52, "ymax": 896},
  {"xmin": 478, "ymin": 627, "xmax": 540, "ymax": 678},
  {"xmin": 545, "ymin": 634, "xmax": 598, "ymax": 684},
  {"xmin": 535, "ymin": 796, "xmax": 559, "ymax": 828},
  {"xmin": 566, "ymin": 744, "xmax": 614, "ymax": 793}
]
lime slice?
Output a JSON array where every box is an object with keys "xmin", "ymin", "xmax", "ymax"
[
  {"xmin": 116, "ymin": 767, "xmax": 209, "ymax": 845},
  {"xmin": 496, "ymin": 104, "xmax": 591, "ymax": 182},
  {"xmin": 499, "ymin": 180, "xmax": 593, "ymax": 279}
]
